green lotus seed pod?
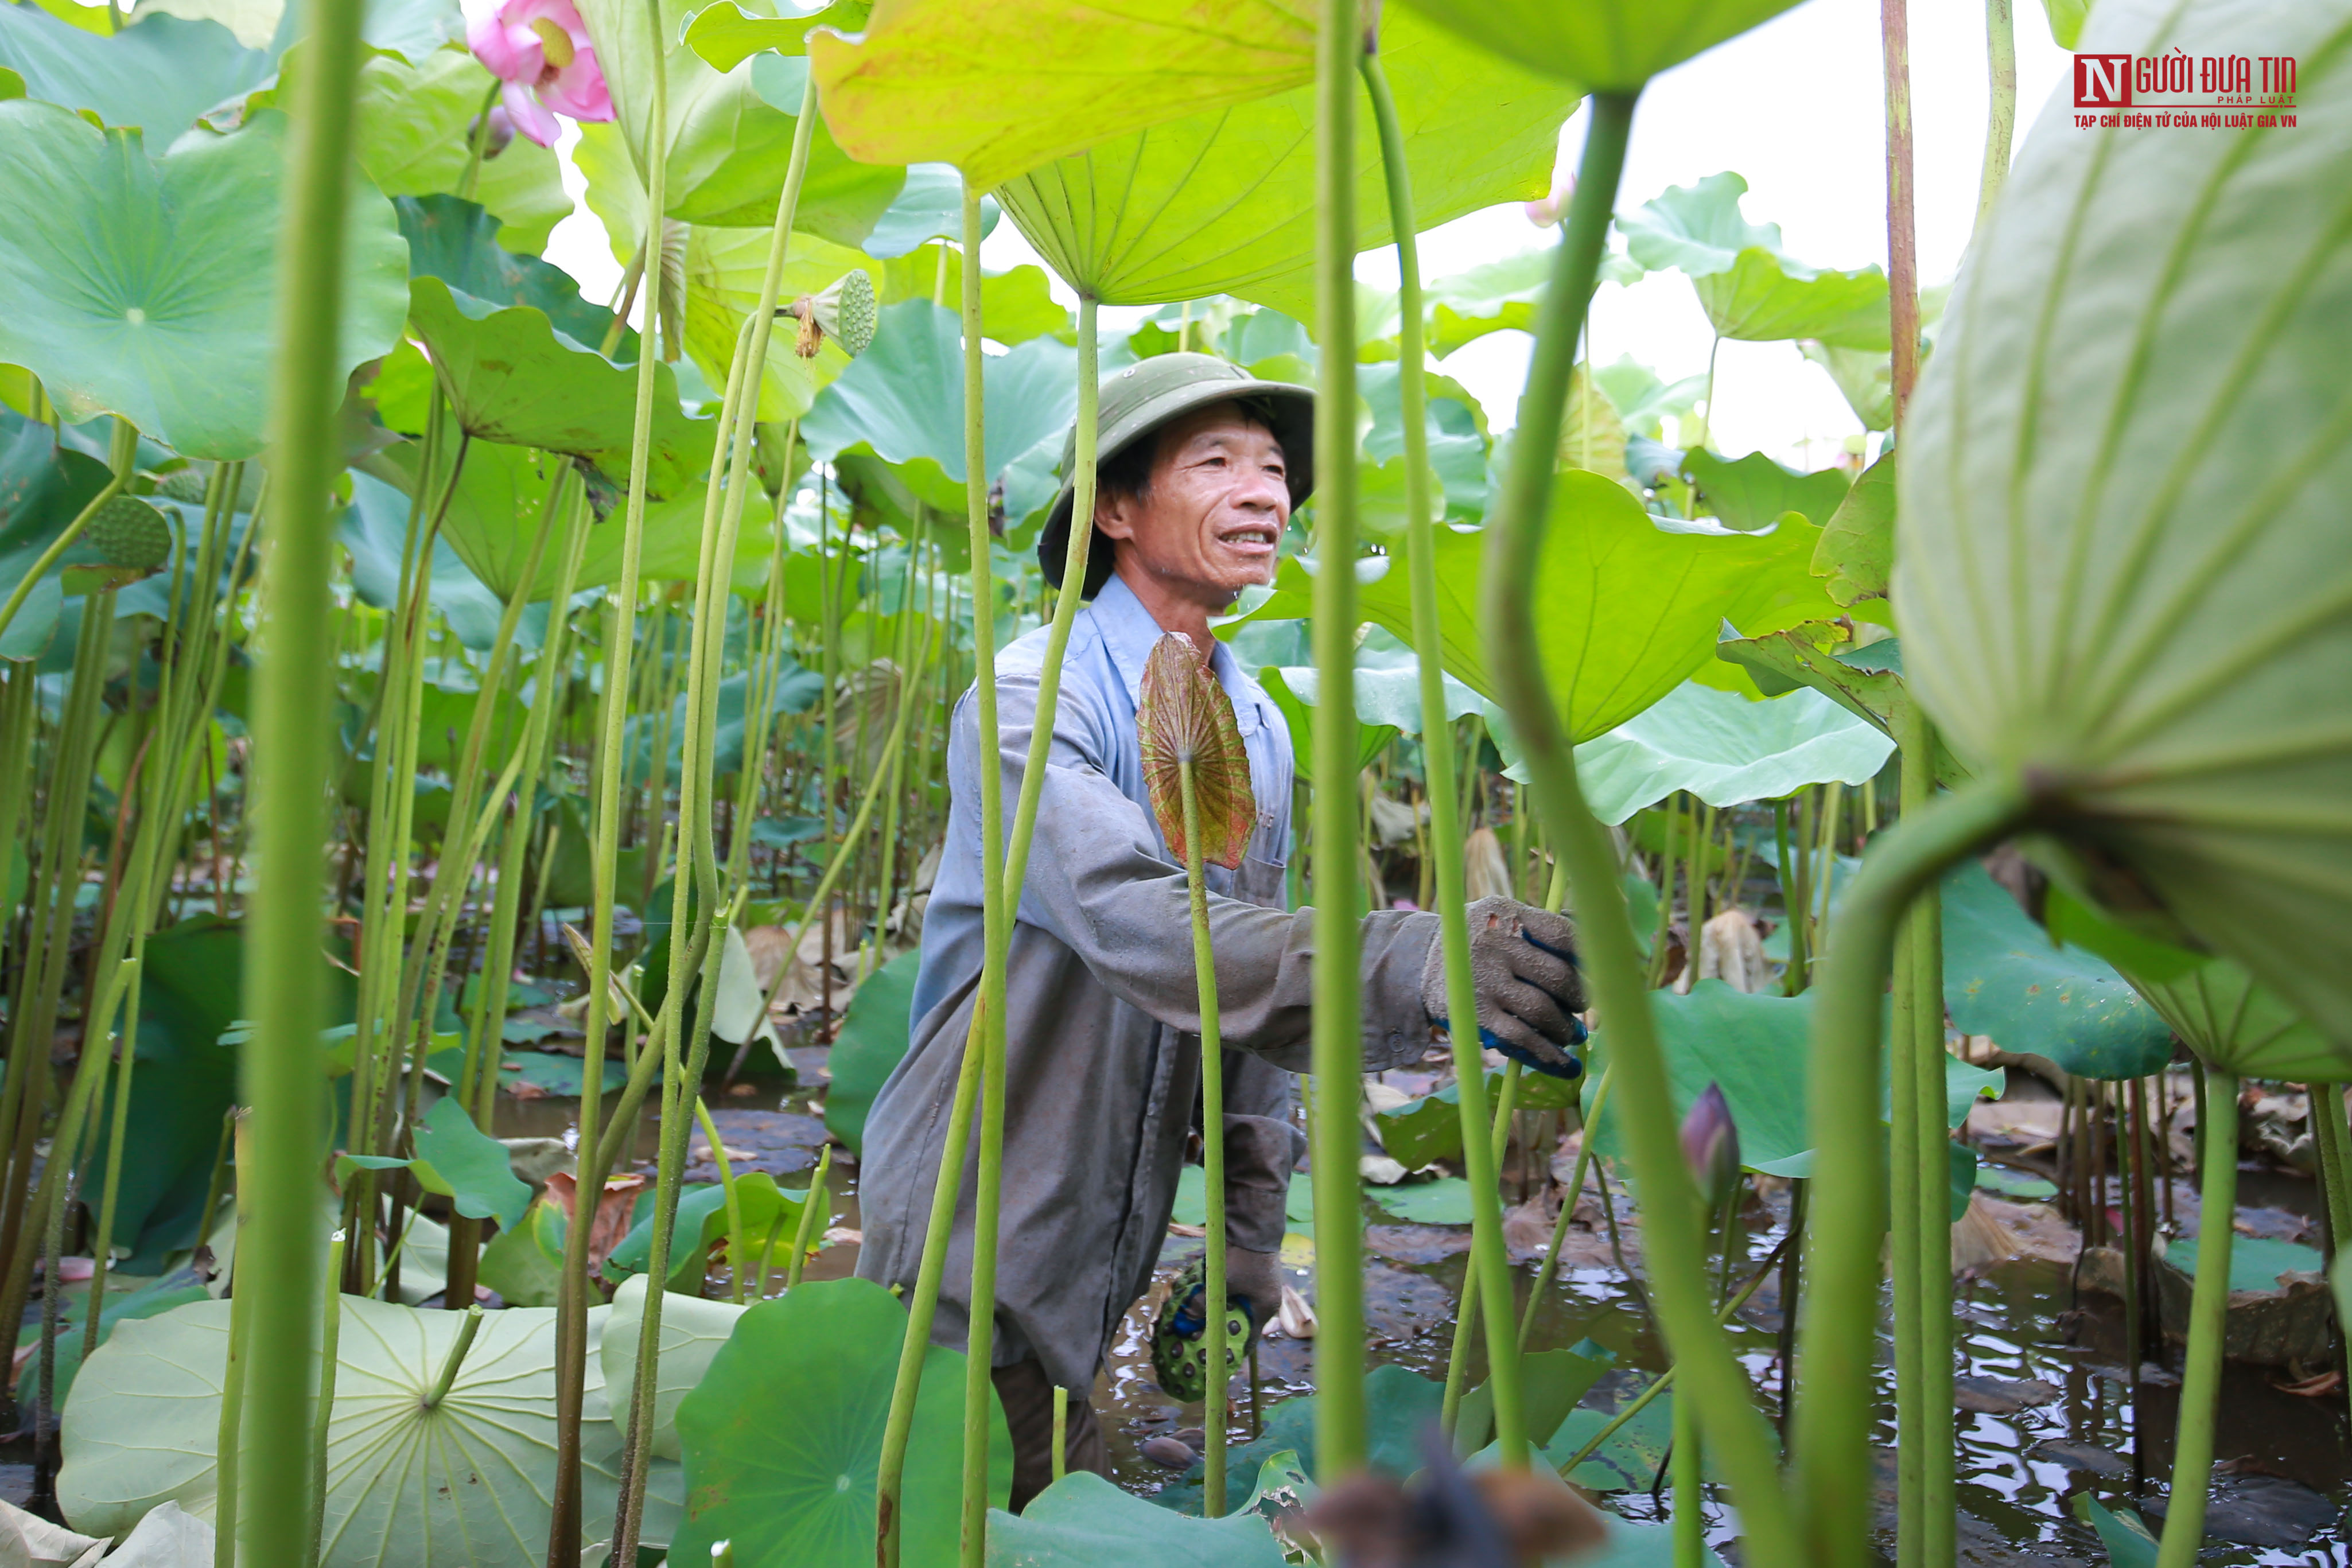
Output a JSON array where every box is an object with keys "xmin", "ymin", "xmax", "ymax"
[
  {"xmin": 827, "ymin": 269, "xmax": 876, "ymax": 357},
  {"xmin": 153, "ymin": 468, "xmax": 211, "ymax": 505},
  {"xmin": 83, "ymin": 495, "xmax": 171, "ymax": 573},
  {"xmin": 1896, "ymin": 0, "xmax": 2352, "ymax": 1040}
]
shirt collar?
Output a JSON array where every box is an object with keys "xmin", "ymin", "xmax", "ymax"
[{"xmin": 1087, "ymin": 575, "xmax": 1262, "ymax": 734}]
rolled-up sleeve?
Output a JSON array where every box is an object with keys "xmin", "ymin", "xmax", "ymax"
[{"xmin": 957, "ymin": 670, "xmax": 1438, "ymax": 1076}]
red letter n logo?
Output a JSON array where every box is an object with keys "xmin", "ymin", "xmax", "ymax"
[{"xmin": 2075, "ymin": 53, "xmax": 2133, "ymax": 106}]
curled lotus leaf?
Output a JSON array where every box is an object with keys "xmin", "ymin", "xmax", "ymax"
[
  {"xmin": 1391, "ymin": 0, "xmax": 1803, "ymax": 90},
  {"xmin": 1139, "ymin": 632, "xmax": 1257, "ymax": 871},
  {"xmin": 1895, "ymin": 0, "xmax": 2352, "ymax": 1040}
]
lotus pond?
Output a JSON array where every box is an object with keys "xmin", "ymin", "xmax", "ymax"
[{"xmin": 0, "ymin": 0, "xmax": 2347, "ymax": 1563}]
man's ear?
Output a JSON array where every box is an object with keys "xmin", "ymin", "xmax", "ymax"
[{"xmin": 1093, "ymin": 488, "xmax": 1139, "ymax": 542}]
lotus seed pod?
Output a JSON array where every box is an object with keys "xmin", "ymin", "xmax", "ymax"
[
  {"xmin": 1895, "ymin": 0, "xmax": 2352, "ymax": 1040},
  {"xmin": 153, "ymin": 468, "xmax": 211, "ymax": 505},
  {"xmin": 84, "ymin": 495, "xmax": 170, "ymax": 572},
  {"xmin": 819, "ymin": 269, "xmax": 877, "ymax": 357}
]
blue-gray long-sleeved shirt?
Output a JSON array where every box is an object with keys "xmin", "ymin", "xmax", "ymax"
[{"xmin": 853, "ymin": 576, "xmax": 1440, "ymax": 1391}]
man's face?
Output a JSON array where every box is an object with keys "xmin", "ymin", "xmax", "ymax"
[{"xmin": 1094, "ymin": 403, "xmax": 1289, "ymax": 610}]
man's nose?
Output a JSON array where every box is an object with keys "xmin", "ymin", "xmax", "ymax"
[{"xmin": 1234, "ymin": 466, "xmax": 1289, "ymax": 519}]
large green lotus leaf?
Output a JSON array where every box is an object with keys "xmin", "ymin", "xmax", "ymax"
[
  {"xmin": 986, "ymin": 1472, "xmax": 1286, "ymax": 1566},
  {"xmin": 1681, "ymin": 449, "xmax": 1851, "ymax": 532},
  {"xmin": 248, "ymin": 44, "xmax": 571, "ymax": 254},
  {"xmin": 1695, "ymin": 248, "xmax": 1889, "ymax": 348},
  {"xmin": 1392, "ymin": 0, "xmax": 1800, "ymax": 88},
  {"xmin": 799, "ymin": 301, "xmax": 1076, "ymax": 512},
  {"xmin": 1152, "ymin": 1365, "xmax": 1443, "ymax": 1513},
  {"xmin": 1258, "ymin": 668, "xmax": 1399, "ymax": 785},
  {"xmin": 995, "ymin": 5, "xmax": 1576, "ymax": 313},
  {"xmin": 1456, "ymin": 1342, "xmax": 1614, "ymax": 1454},
  {"xmin": 1896, "ymin": 0, "xmax": 2352, "ymax": 1040},
  {"xmin": 410, "ymin": 1096, "xmax": 532, "ymax": 1228},
  {"xmin": 1228, "ymin": 470, "xmax": 1837, "ymax": 742},
  {"xmin": 676, "ymin": 219, "xmax": 869, "ymax": 425},
  {"xmin": 1595, "ymin": 356, "xmax": 1708, "ymax": 441},
  {"xmin": 806, "ymin": 0, "xmax": 1315, "ymax": 192},
  {"xmin": 574, "ymin": 0, "xmax": 901, "ymax": 236},
  {"xmin": 1572, "ymin": 681, "xmax": 1895, "ymax": 825},
  {"xmin": 406, "ymin": 275, "xmax": 714, "ymax": 495},
  {"xmin": 1620, "ymin": 170, "xmax": 1780, "ymax": 274},
  {"xmin": 822, "ymin": 946, "xmax": 920, "ymax": 1156},
  {"xmin": 0, "ymin": 5, "xmax": 274, "ymax": 136},
  {"xmin": 58, "ymin": 1297, "xmax": 682, "ymax": 1558},
  {"xmin": 2132, "ymin": 952, "xmax": 2351, "ymax": 1081},
  {"xmin": 1939, "ymin": 859, "xmax": 2174, "ymax": 1081},
  {"xmin": 357, "ymin": 431, "xmax": 742, "ymax": 595},
  {"xmin": 340, "ymin": 470, "xmax": 527, "ymax": 650},
  {"xmin": 395, "ymin": 197, "xmax": 616, "ymax": 348},
  {"xmin": 0, "ymin": 103, "xmax": 409, "ymax": 461},
  {"xmin": 602, "ymin": 1275, "xmax": 748, "ymax": 1462},
  {"xmin": 669, "ymin": 1277, "xmax": 1010, "ymax": 1567}
]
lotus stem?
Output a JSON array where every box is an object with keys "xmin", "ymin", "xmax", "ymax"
[
  {"xmin": 1480, "ymin": 84, "xmax": 1807, "ymax": 1568},
  {"xmin": 2155, "ymin": 1062, "xmax": 2238, "ymax": 1568},
  {"xmin": 695, "ymin": 1098, "xmax": 748, "ymax": 1303},
  {"xmin": 83, "ymin": 955, "xmax": 142, "ymax": 1367},
  {"xmin": 1363, "ymin": 37, "xmax": 1529, "ymax": 1470},
  {"xmin": 1673, "ymin": 1386, "xmax": 1704, "ymax": 1567},
  {"xmin": 1974, "ymin": 0, "xmax": 2017, "ymax": 235},
  {"xmin": 1309, "ymin": 0, "xmax": 1366, "ymax": 1479},
  {"xmin": 212, "ymin": 1165, "xmax": 255, "ymax": 1568},
  {"xmin": 547, "ymin": 0, "xmax": 668, "ymax": 1541},
  {"xmin": 1791, "ymin": 776, "xmax": 2031, "ymax": 1568},
  {"xmin": 1052, "ymin": 1388, "xmax": 1068, "ymax": 1483},
  {"xmin": 1178, "ymin": 758, "xmax": 1234, "ymax": 1515},
  {"xmin": 784, "ymin": 1144, "xmax": 829, "ymax": 1293},
  {"xmin": 1902, "ymin": 710, "xmax": 1957, "ymax": 1568},
  {"xmin": 1522, "ymin": 1062, "xmax": 1615, "ymax": 1352},
  {"xmin": 1882, "ymin": 0, "xmax": 1922, "ymax": 425},
  {"xmin": 422, "ymin": 1305, "xmax": 486, "ymax": 1410},
  {"xmin": 1887, "ymin": 836, "xmax": 1926, "ymax": 1568}
]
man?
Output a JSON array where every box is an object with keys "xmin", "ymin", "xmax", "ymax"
[{"xmin": 855, "ymin": 354, "xmax": 1583, "ymax": 1508}]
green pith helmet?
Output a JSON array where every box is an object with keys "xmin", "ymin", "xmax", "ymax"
[{"xmin": 1037, "ymin": 352, "xmax": 1315, "ymax": 601}]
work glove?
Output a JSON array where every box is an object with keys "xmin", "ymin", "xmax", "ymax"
[
  {"xmin": 1421, "ymin": 896, "xmax": 1587, "ymax": 1080},
  {"xmin": 1224, "ymin": 1246, "xmax": 1284, "ymax": 1333}
]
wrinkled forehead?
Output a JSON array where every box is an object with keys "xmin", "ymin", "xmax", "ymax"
[{"xmin": 1149, "ymin": 399, "xmax": 1285, "ymax": 465}]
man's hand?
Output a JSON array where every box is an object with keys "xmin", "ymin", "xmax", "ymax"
[
  {"xmin": 1421, "ymin": 896, "xmax": 1586, "ymax": 1079},
  {"xmin": 1225, "ymin": 1246, "xmax": 1283, "ymax": 1332}
]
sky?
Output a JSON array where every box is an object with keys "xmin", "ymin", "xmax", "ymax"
[{"xmin": 543, "ymin": 0, "xmax": 2077, "ymax": 470}]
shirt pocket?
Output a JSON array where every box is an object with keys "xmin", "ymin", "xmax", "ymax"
[{"xmin": 1234, "ymin": 852, "xmax": 1288, "ymax": 909}]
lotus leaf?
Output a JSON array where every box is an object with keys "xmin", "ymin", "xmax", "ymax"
[
  {"xmin": 1370, "ymin": 1177, "xmax": 1474, "ymax": 1224},
  {"xmin": 0, "ymin": 412, "xmax": 114, "ymax": 663},
  {"xmin": 1895, "ymin": 0, "xmax": 2352, "ymax": 1038},
  {"xmin": 1456, "ymin": 1342, "xmax": 1614, "ymax": 1454},
  {"xmin": 2168, "ymin": 1234, "xmax": 2326, "ymax": 1294},
  {"xmin": 573, "ymin": 0, "xmax": 901, "ymax": 238},
  {"xmin": 1621, "ymin": 173, "xmax": 1889, "ymax": 348},
  {"xmin": 1140, "ymin": 631, "xmax": 1257, "ymax": 869},
  {"xmin": 58, "ymin": 1297, "xmax": 681, "ymax": 1559},
  {"xmin": 994, "ymin": 5, "xmax": 1575, "ymax": 317},
  {"xmin": 405, "ymin": 275, "xmax": 713, "ymax": 494},
  {"xmin": 1680, "ymin": 449, "xmax": 1851, "ymax": 533},
  {"xmin": 476, "ymin": 1193, "xmax": 567, "ymax": 1308},
  {"xmin": 2125, "ymin": 950, "xmax": 2349, "ymax": 1083},
  {"xmin": 1152, "ymin": 1364, "xmax": 1444, "ymax": 1512},
  {"xmin": 675, "ymin": 220, "xmax": 869, "ymax": 423},
  {"xmin": 14, "ymin": 1264, "xmax": 212, "ymax": 1411},
  {"xmin": 668, "ymin": 1277, "xmax": 1011, "ymax": 1566},
  {"xmin": 409, "ymin": 1095, "xmax": 533, "ymax": 1228},
  {"xmin": 1259, "ymin": 669, "xmax": 1398, "ymax": 785},
  {"xmin": 0, "ymin": 103, "xmax": 409, "ymax": 461},
  {"xmin": 681, "ymin": 0, "xmax": 868, "ymax": 71},
  {"xmin": 1571, "ymin": 681, "xmax": 1895, "ymax": 825},
  {"xmin": 807, "ymin": 0, "xmax": 1316, "ymax": 191},
  {"xmin": 1392, "ymin": 0, "xmax": 1801, "ymax": 89},
  {"xmin": 256, "ymin": 44, "xmax": 572, "ymax": 254},
  {"xmin": 1227, "ymin": 470, "xmax": 1838, "ymax": 742},
  {"xmin": 2074, "ymin": 1493, "xmax": 2159, "ymax": 1568},
  {"xmin": 800, "ymin": 301, "xmax": 1076, "ymax": 513},
  {"xmin": 0, "ymin": 6, "xmax": 274, "ymax": 137},
  {"xmin": 1546, "ymin": 1392, "xmax": 1675, "ymax": 1492},
  {"xmin": 605, "ymin": 1183, "xmax": 728, "ymax": 1292},
  {"xmin": 873, "ymin": 244, "xmax": 1070, "ymax": 346},
  {"xmin": 1810, "ymin": 450, "xmax": 1894, "ymax": 605},
  {"xmin": 1939, "ymin": 859, "xmax": 2174, "ymax": 1081},
  {"xmin": 602, "ymin": 1275, "xmax": 748, "ymax": 1461},
  {"xmin": 985, "ymin": 1471, "xmax": 1287, "ymax": 1566},
  {"xmin": 860, "ymin": 162, "xmax": 993, "ymax": 260},
  {"xmin": 1595, "ymin": 357, "xmax": 1708, "ymax": 442},
  {"xmin": 340, "ymin": 472, "xmax": 534, "ymax": 651},
  {"xmin": 822, "ymin": 946, "xmax": 922, "ymax": 1155},
  {"xmin": 395, "ymin": 194, "xmax": 616, "ymax": 349}
]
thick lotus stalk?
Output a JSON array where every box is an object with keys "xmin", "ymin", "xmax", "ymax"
[
  {"xmin": 877, "ymin": 180, "xmax": 1010, "ymax": 1568},
  {"xmin": 1307, "ymin": 0, "xmax": 1369, "ymax": 1477},
  {"xmin": 1361, "ymin": 38, "xmax": 1529, "ymax": 1470},
  {"xmin": 1476, "ymin": 86, "xmax": 1803, "ymax": 1568},
  {"xmin": 1140, "ymin": 631, "xmax": 1256, "ymax": 1513},
  {"xmin": 547, "ymin": 0, "xmax": 666, "ymax": 1546},
  {"xmin": 2156, "ymin": 1064, "xmax": 2238, "ymax": 1568},
  {"xmin": 233, "ymin": 0, "xmax": 368, "ymax": 1540}
]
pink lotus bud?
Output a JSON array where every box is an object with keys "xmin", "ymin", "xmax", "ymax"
[
  {"xmin": 1680, "ymin": 1081, "xmax": 1741, "ymax": 1203},
  {"xmin": 1525, "ymin": 167, "xmax": 1576, "ymax": 227}
]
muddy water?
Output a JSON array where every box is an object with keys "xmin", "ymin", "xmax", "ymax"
[{"xmin": 501, "ymin": 1064, "xmax": 2352, "ymax": 1565}]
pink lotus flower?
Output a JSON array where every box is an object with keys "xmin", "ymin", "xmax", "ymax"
[
  {"xmin": 1525, "ymin": 165, "xmax": 1575, "ymax": 227},
  {"xmin": 465, "ymin": 0, "xmax": 615, "ymax": 148}
]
